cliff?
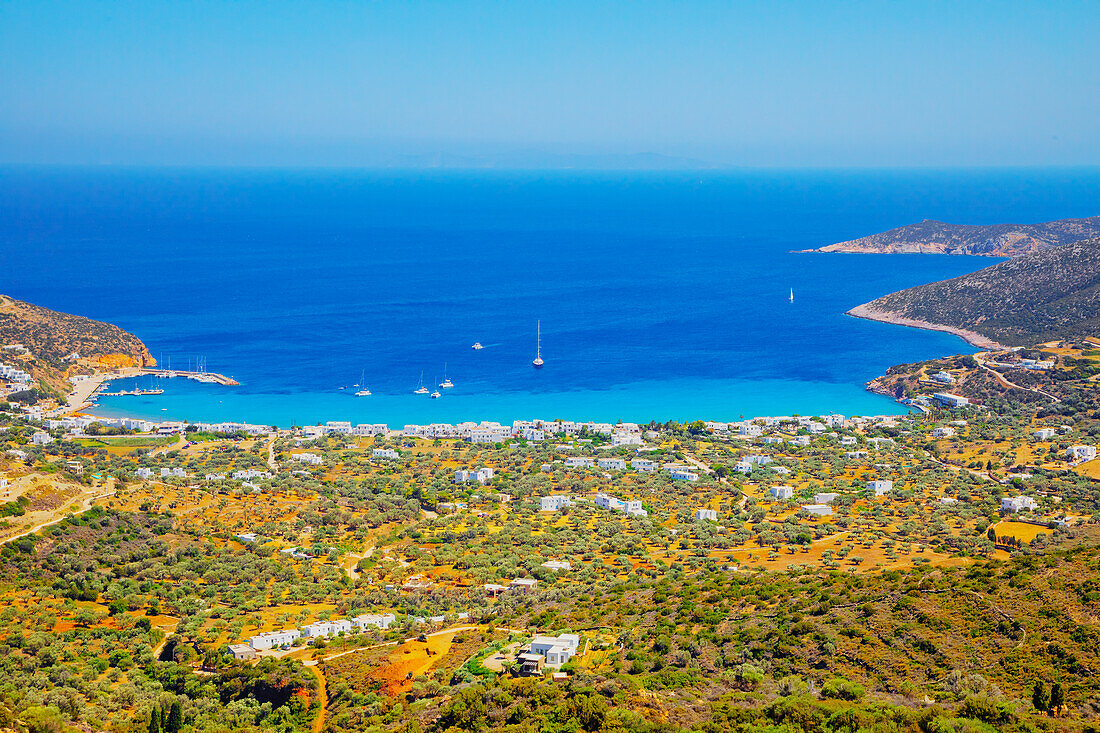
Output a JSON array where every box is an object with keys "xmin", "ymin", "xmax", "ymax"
[
  {"xmin": 810, "ymin": 215, "xmax": 1100, "ymax": 257},
  {"xmin": 848, "ymin": 237, "xmax": 1100, "ymax": 347}
]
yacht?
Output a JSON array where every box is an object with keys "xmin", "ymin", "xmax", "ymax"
[
  {"xmin": 532, "ymin": 320, "xmax": 544, "ymax": 368},
  {"xmin": 413, "ymin": 372, "xmax": 429, "ymax": 395},
  {"xmin": 471, "ymin": 342, "xmax": 483, "ymax": 350},
  {"xmin": 430, "ymin": 389, "xmax": 442, "ymax": 399},
  {"xmin": 439, "ymin": 364, "xmax": 454, "ymax": 389},
  {"xmin": 789, "ymin": 287, "xmax": 794, "ymax": 303},
  {"xmin": 355, "ymin": 386, "xmax": 371, "ymax": 396}
]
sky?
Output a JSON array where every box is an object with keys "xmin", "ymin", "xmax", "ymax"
[{"xmin": 1, "ymin": 0, "xmax": 1098, "ymax": 168}]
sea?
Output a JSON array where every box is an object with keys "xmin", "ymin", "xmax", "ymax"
[{"xmin": 2, "ymin": 166, "xmax": 1098, "ymax": 428}]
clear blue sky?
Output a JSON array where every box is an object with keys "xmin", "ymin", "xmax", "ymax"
[{"xmin": 2, "ymin": 1, "xmax": 1098, "ymax": 167}]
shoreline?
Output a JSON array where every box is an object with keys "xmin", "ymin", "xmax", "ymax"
[{"xmin": 846, "ymin": 304, "xmax": 1008, "ymax": 350}]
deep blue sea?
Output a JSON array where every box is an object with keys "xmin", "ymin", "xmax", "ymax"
[{"xmin": 2, "ymin": 166, "xmax": 1098, "ymax": 427}]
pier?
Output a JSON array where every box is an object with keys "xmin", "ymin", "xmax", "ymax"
[{"xmin": 139, "ymin": 369, "xmax": 240, "ymax": 386}]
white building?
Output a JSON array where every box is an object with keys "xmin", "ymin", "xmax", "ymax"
[
  {"xmin": 564, "ymin": 457, "xmax": 594, "ymax": 469},
  {"xmin": 31, "ymin": 432, "xmax": 53, "ymax": 446},
  {"xmin": 931, "ymin": 371, "xmax": 955, "ymax": 384},
  {"xmin": 932, "ymin": 392, "xmax": 970, "ymax": 408},
  {"xmin": 611, "ymin": 432, "xmax": 643, "ymax": 447},
  {"xmin": 527, "ymin": 633, "xmax": 580, "ymax": 668},
  {"xmin": 351, "ymin": 614, "xmax": 395, "ymax": 631},
  {"xmin": 1001, "ymin": 495, "xmax": 1038, "ymax": 512},
  {"xmin": 454, "ymin": 467, "xmax": 495, "ymax": 484},
  {"xmin": 789, "ymin": 436, "xmax": 811, "ymax": 446},
  {"xmin": 695, "ymin": 508, "xmax": 718, "ymax": 522},
  {"xmin": 539, "ymin": 495, "xmax": 573, "ymax": 512},
  {"xmin": 294, "ymin": 452, "xmax": 323, "ymax": 465},
  {"xmin": 595, "ymin": 493, "xmax": 647, "ymax": 516},
  {"xmin": 372, "ymin": 448, "xmax": 399, "ymax": 460},
  {"xmin": 541, "ymin": 560, "xmax": 571, "ymax": 571},
  {"xmin": 932, "ymin": 427, "xmax": 955, "ymax": 438},
  {"xmin": 597, "ymin": 457, "xmax": 627, "ymax": 471},
  {"xmin": 136, "ymin": 467, "xmax": 154, "ymax": 479},
  {"xmin": 631, "ymin": 458, "xmax": 658, "ymax": 472},
  {"xmin": 670, "ymin": 468, "xmax": 699, "ymax": 481},
  {"xmin": 249, "ymin": 629, "xmax": 302, "ymax": 650},
  {"xmin": 868, "ymin": 480, "xmax": 893, "ymax": 496},
  {"xmin": 813, "ymin": 492, "xmax": 839, "ymax": 504},
  {"xmin": 768, "ymin": 485, "xmax": 793, "ymax": 500},
  {"xmin": 302, "ymin": 619, "xmax": 353, "ymax": 638},
  {"xmin": 1066, "ymin": 445, "xmax": 1097, "ymax": 464},
  {"xmin": 840, "ymin": 436, "xmax": 857, "ymax": 446},
  {"xmin": 801, "ymin": 504, "xmax": 833, "ymax": 516},
  {"xmin": 1033, "ymin": 428, "xmax": 1057, "ymax": 441}
]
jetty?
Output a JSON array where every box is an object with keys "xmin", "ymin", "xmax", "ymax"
[{"xmin": 139, "ymin": 369, "xmax": 240, "ymax": 386}]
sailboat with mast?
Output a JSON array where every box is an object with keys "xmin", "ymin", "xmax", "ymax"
[
  {"xmin": 532, "ymin": 320, "xmax": 544, "ymax": 368},
  {"xmin": 439, "ymin": 364, "xmax": 453, "ymax": 389},
  {"xmin": 413, "ymin": 372, "xmax": 429, "ymax": 395},
  {"xmin": 355, "ymin": 370, "xmax": 371, "ymax": 396},
  {"xmin": 789, "ymin": 287, "xmax": 794, "ymax": 303}
]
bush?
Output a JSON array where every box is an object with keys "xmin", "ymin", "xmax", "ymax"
[{"xmin": 821, "ymin": 677, "xmax": 865, "ymax": 701}]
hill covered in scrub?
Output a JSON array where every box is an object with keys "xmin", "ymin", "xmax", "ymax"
[
  {"xmin": 0, "ymin": 294, "xmax": 154, "ymax": 395},
  {"xmin": 849, "ymin": 237, "xmax": 1100, "ymax": 346},
  {"xmin": 810, "ymin": 215, "xmax": 1100, "ymax": 256}
]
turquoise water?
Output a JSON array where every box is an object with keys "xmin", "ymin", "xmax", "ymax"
[{"xmin": 3, "ymin": 167, "xmax": 1096, "ymax": 427}]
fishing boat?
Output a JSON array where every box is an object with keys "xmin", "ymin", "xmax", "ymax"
[
  {"xmin": 413, "ymin": 372, "xmax": 429, "ymax": 395},
  {"xmin": 471, "ymin": 342, "xmax": 483, "ymax": 350},
  {"xmin": 532, "ymin": 320, "xmax": 544, "ymax": 368},
  {"xmin": 439, "ymin": 364, "xmax": 454, "ymax": 389}
]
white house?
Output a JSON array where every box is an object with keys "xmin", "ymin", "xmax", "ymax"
[
  {"xmin": 527, "ymin": 633, "xmax": 580, "ymax": 668},
  {"xmin": 1001, "ymin": 495, "xmax": 1038, "ymax": 512},
  {"xmin": 539, "ymin": 495, "xmax": 573, "ymax": 512},
  {"xmin": 868, "ymin": 480, "xmax": 893, "ymax": 496},
  {"xmin": 670, "ymin": 468, "xmax": 699, "ymax": 481},
  {"xmin": 631, "ymin": 458, "xmax": 658, "ymax": 472},
  {"xmin": 249, "ymin": 629, "xmax": 302, "ymax": 650},
  {"xmin": 564, "ymin": 457, "xmax": 594, "ymax": 469},
  {"xmin": 611, "ymin": 432, "xmax": 643, "ymax": 447},
  {"xmin": 302, "ymin": 619, "xmax": 353, "ymax": 638},
  {"xmin": 932, "ymin": 427, "xmax": 955, "ymax": 438},
  {"xmin": 739, "ymin": 423, "xmax": 762, "ymax": 437},
  {"xmin": 1033, "ymin": 428, "xmax": 1057, "ymax": 441},
  {"xmin": 454, "ymin": 467, "xmax": 495, "ymax": 484},
  {"xmin": 295, "ymin": 452, "xmax": 323, "ymax": 465},
  {"xmin": 541, "ymin": 560, "xmax": 571, "ymax": 571},
  {"xmin": 372, "ymin": 448, "xmax": 399, "ymax": 460},
  {"xmin": 813, "ymin": 492, "xmax": 838, "ymax": 504},
  {"xmin": 840, "ymin": 436, "xmax": 857, "ymax": 446},
  {"xmin": 768, "ymin": 485, "xmax": 793, "ymax": 500},
  {"xmin": 510, "ymin": 578, "xmax": 538, "ymax": 594},
  {"xmin": 597, "ymin": 457, "xmax": 627, "ymax": 471},
  {"xmin": 351, "ymin": 613, "xmax": 395, "ymax": 631},
  {"xmin": 1066, "ymin": 445, "xmax": 1097, "ymax": 464},
  {"xmin": 931, "ymin": 371, "xmax": 955, "ymax": 384},
  {"xmin": 31, "ymin": 432, "xmax": 53, "ymax": 446},
  {"xmin": 801, "ymin": 504, "xmax": 833, "ymax": 516},
  {"xmin": 695, "ymin": 508, "xmax": 718, "ymax": 522},
  {"xmin": 136, "ymin": 467, "xmax": 154, "ymax": 479}
]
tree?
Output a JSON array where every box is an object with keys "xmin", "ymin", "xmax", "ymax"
[
  {"xmin": 987, "ymin": 527, "xmax": 996, "ymax": 543},
  {"xmin": 147, "ymin": 711, "xmax": 160, "ymax": 733},
  {"xmin": 1049, "ymin": 682, "xmax": 1064, "ymax": 714},
  {"xmin": 1032, "ymin": 680, "xmax": 1049, "ymax": 712}
]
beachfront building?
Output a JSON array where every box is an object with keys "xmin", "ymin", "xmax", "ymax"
[
  {"xmin": 768, "ymin": 485, "xmax": 794, "ymax": 500},
  {"xmin": 932, "ymin": 393, "xmax": 970, "ymax": 408},
  {"xmin": 540, "ymin": 495, "xmax": 573, "ymax": 512},
  {"xmin": 249, "ymin": 629, "xmax": 301, "ymax": 650},
  {"xmin": 1066, "ymin": 445, "xmax": 1097, "ymax": 464},
  {"xmin": 1001, "ymin": 495, "xmax": 1038, "ymax": 513},
  {"xmin": 695, "ymin": 508, "xmax": 718, "ymax": 522},
  {"xmin": 868, "ymin": 480, "xmax": 893, "ymax": 496}
]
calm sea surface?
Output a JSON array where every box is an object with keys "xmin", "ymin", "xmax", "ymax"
[{"xmin": 2, "ymin": 166, "xmax": 1097, "ymax": 427}]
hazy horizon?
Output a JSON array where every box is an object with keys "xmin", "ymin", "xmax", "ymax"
[{"xmin": 3, "ymin": 1, "xmax": 1099, "ymax": 169}]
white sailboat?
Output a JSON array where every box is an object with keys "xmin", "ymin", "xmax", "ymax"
[
  {"xmin": 439, "ymin": 364, "xmax": 453, "ymax": 389},
  {"xmin": 789, "ymin": 287, "xmax": 794, "ymax": 303},
  {"xmin": 532, "ymin": 320, "xmax": 544, "ymax": 368},
  {"xmin": 471, "ymin": 342, "xmax": 483, "ymax": 350},
  {"xmin": 413, "ymin": 372, "xmax": 429, "ymax": 395},
  {"xmin": 354, "ymin": 370, "xmax": 371, "ymax": 396}
]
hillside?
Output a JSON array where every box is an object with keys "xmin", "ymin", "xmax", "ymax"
[
  {"xmin": 810, "ymin": 215, "xmax": 1100, "ymax": 256},
  {"xmin": 849, "ymin": 237, "xmax": 1100, "ymax": 347},
  {"xmin": 0, "ymin": 294, "xmax": 154, "ymax": 395}
]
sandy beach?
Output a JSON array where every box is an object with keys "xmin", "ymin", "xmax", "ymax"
[{"xmin": 846, "ymin": 304, "xmax": 1008, "ymax": 350}]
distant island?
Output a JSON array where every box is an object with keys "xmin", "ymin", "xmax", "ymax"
[
  {"xmin": 849, "ymin": 236, "xmax": 1100, "ymax": 347},
  {"xmin": 805, "ymin": 215, "xmax": 1100, "ymax": 257}
]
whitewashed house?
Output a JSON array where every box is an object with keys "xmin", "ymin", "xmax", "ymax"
[
  {"xmin": 695, "ymin": 508, "xmax": 718, "ymax": 522},
  {"xmin": 1001, "ymin": 495, "xmax": 1038, "ymax": 512},
  {"xmin": 631, "ymin": 458, "xmax": 658, "ymax": 472},
  {"xmin": 868, "ymin": 480, "xmax": 893, "ymax": 496},
  {"xmin": 597, "ymin": 457, "xmax": 627, "ymax": 471},
  {"xmin": 249, "ymin": 629, "xmax": 302, "ymax": 650},
  {"xmin": 351, "ymin": 614, "xmax": 395, "ymax": 631},
  {"xmin": 372, "ymin": 448, "xmax": 399, "ymax": 460},
  {"xmin": 768, "ymin": 485, "xmax": 793, "ymax": 500},
  {"xmin": 670, "ymin": 468, "xmax": 699, "ymax": 481},
  {"xmin": 539, "ymin": 495, "xmax": 573, "ymax": 512},
  {"xmin": 1066, "ymin": 445, "xmax": 1097, "ymax": 464}
]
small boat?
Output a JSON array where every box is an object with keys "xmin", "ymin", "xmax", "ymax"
[
  {"xmin": 439, "ymin": 364, "xmax": 453, "ymax": 389},
  {"xmin": 355, "ymin": 370, "xmax": 370, "ymax": 395},
  {"xmin": 355, "ymin": 387, "xmax": 371, "ymax": 396},
  {"xmin": 471, "ymin": 342, "xmax": 483, "ymax": 350},
  {"xmin": 430, "ymin": 390, "xmax": 441, "ymax": 399},
  {"xmin": 532, "ymin": 320, "xmax": 544, "ymax": 368},
  {"xmin": 789, "ymin": 287, "xmax": 794, "ymax": 303},
  {"xmin": 413, "ymin": 372, "xmax": 429, "ymax": 395}
]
